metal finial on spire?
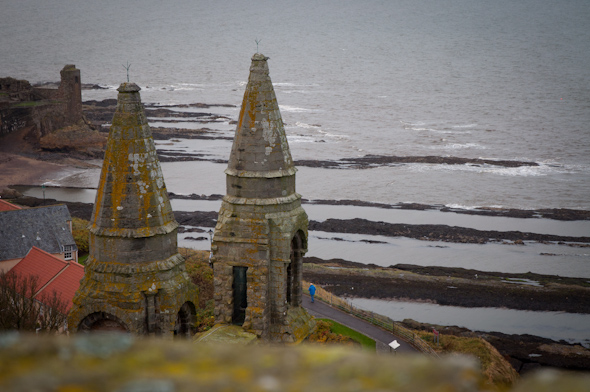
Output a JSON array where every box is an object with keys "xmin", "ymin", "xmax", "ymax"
[
  {"xmin": 123, "ymin": 62, "xmax": 131, "ymax": 83},
  {"xmin": 255, "ymin": 38, "xmax": 262, "ymax": 53}
]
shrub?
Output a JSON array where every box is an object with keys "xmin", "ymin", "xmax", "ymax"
[
  {"xmin": 307, "ymin": 320, "xmax": 355, "ymax": 346},
  {"xmin": 182, "ymin": 249, "xmax": 214, "ymax": 308},
  {"xmin": 193, "ymin": 299, "xmax": 215, "ymax": 332},
  {"xmin": 71, "ymin": 217, "xmax": 89, "ymax": 255}
]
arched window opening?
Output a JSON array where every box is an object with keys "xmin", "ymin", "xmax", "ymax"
[
  {"xmin": 78, "ymin": 312, "xmax": 128, "ymax": 333},
  {"xmin": 174, "ymin": 301, "xmax": 196, "ymax": 338}
]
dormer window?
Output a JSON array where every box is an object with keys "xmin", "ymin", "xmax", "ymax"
[{"xmin": 63, "ymin": 245, "xmax": 74, "ymax": 260}]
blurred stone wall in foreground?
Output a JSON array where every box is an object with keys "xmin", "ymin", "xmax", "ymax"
[{"xmin": 0, "ymin": 334, "xmax": 588, "ymax": 392}]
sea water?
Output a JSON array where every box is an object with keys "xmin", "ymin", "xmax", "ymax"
[
  {"xmin": 3, "ymin": 0, "xmax": 590, "ymax": 341},
  {"xmin": 2, "ymin": 0, "xmax": 590, "ymax": 210}
]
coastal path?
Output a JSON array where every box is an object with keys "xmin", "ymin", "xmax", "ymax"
[{"xmin": 302, "ymin": 294, "xmax": 417, "ymax": 354}]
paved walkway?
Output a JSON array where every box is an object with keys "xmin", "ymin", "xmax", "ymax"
[{"xmin": 301, "ymin": 295, "xmax": 417, "ymax": 354}]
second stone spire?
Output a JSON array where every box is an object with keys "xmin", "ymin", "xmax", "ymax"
[{"xmin": 226, "ymin": 53, "xmax": 297, "ymax": 199}]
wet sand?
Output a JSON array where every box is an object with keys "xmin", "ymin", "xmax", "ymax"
[{"xmin": 0, "ymin": 152, "xmax": 68, "ymax": 192}]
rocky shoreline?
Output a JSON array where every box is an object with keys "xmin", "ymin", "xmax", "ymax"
[
  {"xmin": 303, "ymin": 257, "xmax": 590, "ymax": 314},
  {"xmin": 309, "ymin": 217, "xmax": 590, "ymax": 244},
  {"xmin": 301, "ymin": 257, "xmax": 590, "ymax": 374},
  {"xmin": 404, "ymin": 319, "xmax": 590, "ymax": 374}
]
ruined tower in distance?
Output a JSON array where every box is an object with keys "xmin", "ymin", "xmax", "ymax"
[
  {"xmin": 59, "ymin": 64, "xmax": 83, "ymax": 124},
  {"xmin": 68, "ymin": 83, "xmax": 198, "ymax": 336},
  {"xmin": 212, "ymin": 53, "xmax": 314, "ymax": 342}
]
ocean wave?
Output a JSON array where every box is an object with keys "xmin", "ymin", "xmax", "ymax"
[
  {"xmin": 295, "ymin": 121, "xmax": 321, "ymax": 129},
  {"xmin": 406, "ymin": 162, "xmax": 555, "ymax": 177},
  {"xmin": 287, "ymin": 135, "xmax": 316, "ymax": 143},
  {"xmin": 291, "ymin": 122, "xmax": 349, "ymax": 140},
  {"xmin": 318, "ymin": 130, "xmax": 349, "ymax": 139},
  {"xmin": 280, "ymin": 105, "xmax": 311, "ymax": 113},
  {"xmin": 286, "ymin": 123, "xmax": 349, "ymax": 142},
  {"xmin": 281, "ymin": 90, "xmax": 312, "ymax": 94},
  {"xmin": 400, "ymin": 120, "xmax": 475, "ymax": 134},
  {"xmin": 443, "ymin": 204, "xmax": 481, "ymax": 210},
  {"xmin": 430, "ymin": 143, "xmax": 486, "ymax": 150},
  {"xmin": 274, "ymin": 82, "xmax": 318, "ymax": 87},
  {"xmin": 168, "ymin": 83, "xmax": 205, "ymax": 91}
]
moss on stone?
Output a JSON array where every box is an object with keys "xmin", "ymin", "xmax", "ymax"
[{"xmin": 1, "ymin": 334, "xmax": 587, "ymax": 391}]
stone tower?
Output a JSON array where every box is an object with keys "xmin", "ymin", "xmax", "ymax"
[
  {"xmin": 212, "ymin": 54, "xmax": 314, "ymax": 342},
  {"xmin": 59, "ymin": 64, "xmax": 82, "ymax": 123},
  {"xmin": 69, "ymin": 83, "xmax": 198, "ymax": 336}
]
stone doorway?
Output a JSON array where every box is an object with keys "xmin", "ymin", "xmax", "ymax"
[
  {"xmin": 174, "ymin": 301, "xmax": 196, "ymax": 338},
  {"xmin": 287, "ymin": 231, "xmax": 305, "ymax": 307},
  {"xmin": 232, "ymin": 266, "xmax": 248, "ymax": 325}
]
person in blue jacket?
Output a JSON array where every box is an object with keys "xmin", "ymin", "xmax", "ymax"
[{"xmin": 309, "ymin": 283, "xmax": 316, "ymax": 303}]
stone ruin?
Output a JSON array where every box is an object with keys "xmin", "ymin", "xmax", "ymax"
[
  {"xmin": 68, "ymin": 83, "xmax": 198, "ymax": 337},
  {"xmin": 211, "ymin": 53, "xmax": 315, "ymax": 342},
  {"xmin": 0, "ymin": 64, "xmax": 83, "ymax": 138}
]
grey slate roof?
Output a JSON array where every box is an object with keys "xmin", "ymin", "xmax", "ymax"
[{"xmin": 0, "ymin": 204, "xmax": 77, "ymax": 261}]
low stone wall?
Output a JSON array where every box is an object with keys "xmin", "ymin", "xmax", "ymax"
[{"xmin": 0, "ymin": 334, "xmax": 588, "ymax": 392}]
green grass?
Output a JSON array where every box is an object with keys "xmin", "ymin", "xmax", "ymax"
[
  {"xmin": 12, "ymin": 101, "xmax": 47, "ymax": 107},
  {"xmin": 78, "ymin": 254, "xmax": 89, "ymax": 265},
  {"xmin": 318, "ymin": 318, "xmax": 376, "ymax": 350}
]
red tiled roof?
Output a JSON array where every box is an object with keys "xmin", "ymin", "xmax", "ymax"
[
  {"xmin": 7, "ymin": 246, "xmax": 84, "ymax": 312},
  {"xmin": 40, "ymin": 261, "xmax": 84, "ymax": 312},
  {"xmin": 0, "ymin": 199, "xmax": 22, "ymax": 211},
  {"xmin": 8, "ymin": 247, "xmax": 68, "ymax": 293}
]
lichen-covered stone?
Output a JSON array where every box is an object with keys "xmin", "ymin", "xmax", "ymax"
[
  {"xmin": 195, "ymin": 324, "xmax": 258, "ymax": 345},
  {"xmin": 4, "ymin": 334, "xmax": 587, "ymax": 391},
  {"xmin": 68, "ymin": 83, "xmax": 198, "ymax": 336},
  {"xmin": 0, "ymin": 334, "xmax": 492, "ymax": 392},
  {"xmin": 213, "ymin": 54, "xmax": 313, "ymax": 342}
]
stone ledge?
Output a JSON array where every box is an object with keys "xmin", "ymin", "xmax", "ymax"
[
  {"xmin": 223, "ymin": 193, "xmax": 301, "ymax": 206},
  {"xmin": 2, "ymin": 334, "xmax": 589, "ymax": 391}
]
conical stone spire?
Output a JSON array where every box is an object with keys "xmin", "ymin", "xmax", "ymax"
[
  {"xmin": 213, "ymin": 55, "xmax": 314, "ymax": 342},
  {"xmin": 225, "ymin": 53, "xmax": 296, "ymax": 199},
  {"xmin": 91, "ymin": 82, "xmax": 177, "ymax": 237},
  {"xmin": 69, "ymin": 83, "xmax": 198, "ymax": 336}
]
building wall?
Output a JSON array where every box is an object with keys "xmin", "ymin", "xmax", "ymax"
[{"xmin": 0, "ymin": 258, "xmax": 21, "ymax": 273}]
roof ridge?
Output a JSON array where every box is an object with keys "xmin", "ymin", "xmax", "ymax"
[{"xmin": 33, "ymin": 260, "xmax": 69, "ymax": 298}]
